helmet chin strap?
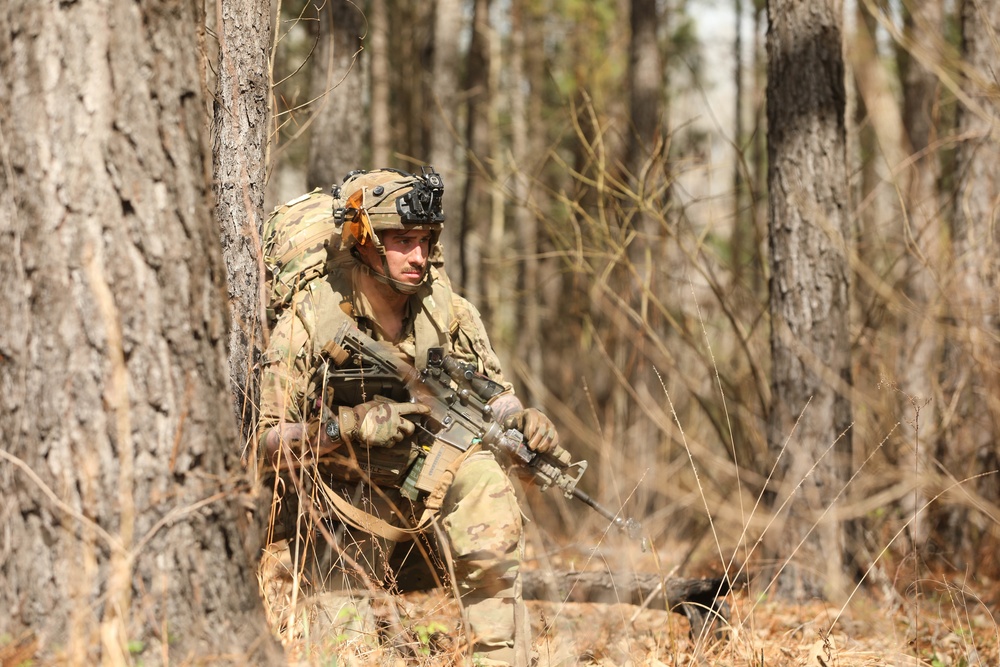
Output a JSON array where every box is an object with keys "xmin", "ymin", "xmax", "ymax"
[{"xmin": 354, "ymin": 244, "xmax": 428, "ymax": 296}]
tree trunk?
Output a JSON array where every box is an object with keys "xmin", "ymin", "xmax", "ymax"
[
  {"xmin": 430, "ymin": 0, "xmax": 465, "ymax": 272},
  {"xmin": 370, "ymin": 0, "xmax": 391, "ymax": 166},
  {"xmin": 0, "ymin": 1, "xmax": 279, "ymax": 663},
  {"xmin": 625, "ymin": 0, "xmax": 664, "ymax": 265},
  {"xmin": 510, "ymin": 0, "xmax": 543, "ymax": 389},
  {"xmin": 622, "ymin": 0, "xmax": 665, "ymax": 516},
  {"xmin": 213, "ymin": 0, "xmax": 271, "ymax": 448},
  {"xmin": 731, "ymin": 0, "xmax": 749, "ymax": 287},
  {"xmin": 459, "ymin": 0, "xmax": 492, "ymax": 303},
  {"xmin": 896, "ymin": 0, "xmax": 944, "ymax": 548},
  {"xmin": 380, "ymin": 0, "xmax": 432, "ymax": 164},
  {"xmin": 942, "ymin": 0, "xmax": 1000, "ymax": 570},
  {"xmin": 306, "ymin": 0, "xmax": 367, "ymax": 189},
  {"xmin": 765, "ymin": 0, "xmax": 854, "ymax": 602}
]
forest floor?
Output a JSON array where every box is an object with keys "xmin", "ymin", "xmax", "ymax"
[
  {"xmin": 257, "ymin": 473, "xmax": 1000, "ymax": 666},
  {"xmin": 265, "ymin": 541, "xmax": 1000, "ymax": 666}
]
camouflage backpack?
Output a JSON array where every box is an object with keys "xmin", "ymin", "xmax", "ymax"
[{"xmin": 262, "ymin": 188, "xmax": 341, "ymax": 328}]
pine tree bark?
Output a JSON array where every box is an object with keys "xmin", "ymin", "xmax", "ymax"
[
  {"xmin": 213, "ymin": 0, "xmax": 271, "ymax": 446},
  {"xmin": 765, "ymin": 0, "xmax": 854, "ymax": 602},
  {"xmin": 0, "ymin": 0, "xmax": 279, "ymax": 662}
]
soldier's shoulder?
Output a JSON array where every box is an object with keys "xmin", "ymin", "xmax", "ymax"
[{"xmin": 449, "ymin": 292, "xmax": 486, "ymax": 324}]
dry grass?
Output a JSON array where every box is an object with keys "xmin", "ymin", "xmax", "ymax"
[
  {"xmin": 254, "ymin": 575, "xmax": 1000, "ymax": 666},
  {"xmin": 251, "ymin": 519, "xmax": 1000, "ymax": 667}
]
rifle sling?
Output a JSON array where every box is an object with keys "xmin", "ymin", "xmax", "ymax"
[
  {"xmin": 314, "ymin": 442, "xmax": 482, "ymax": 543},
  {"xmin": 315, "ymin": 476, "xmax": 418, "ymax": 542}
]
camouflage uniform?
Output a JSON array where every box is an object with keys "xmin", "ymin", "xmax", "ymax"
[{"xmin": 259, "ymin": 257, "xmax": 530, "ymax": 664}]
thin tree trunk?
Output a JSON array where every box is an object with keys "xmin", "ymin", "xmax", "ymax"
[
  {"xmin": 511, "ymin": 0, "xmax": 543, "ymax": 388},
  {"xmin": 765, "ymin": 0, "xmax": 854, "ymax": 602},
  {"xmin": 752, "ymin": 1, "xmax": 768, "ymax": 297},
  {"xmin": 626, "ymin": 0, "xmax": 663, "ymax": 263},
  {"xmin": 896, "ymin": 0, "xmax": 944, "ymax": 548},
  {"xmin": 430, "ymin": 0, "xmax": 465, "ymax": 271},
  {"xmin": 374, "ymin": 1, "xmax": 434, "ymax": 165},
  {"xmin": 459, "ymin": 0, "xmax": 492, "ymax": 304},
  {"xmin": 213, "ymin": 0, "xmax": 271, "ymax": 448},
  {"xmin": 486, "ymin": 16, "xmax": 506, "ymax": 328},
  {"xmin": 0, "ymin": 0, "xmax": 278, "ymax": 662},
  {"xmin": 306, "ymin": 0, "xmax": 366, "ymax": 189},
  {"xmin": 731, "ymin": 0, "xmax": 749, "ymax": 287},
  {"xmin": 370, "ymin": 0, "xmax": 391, "ymax": 166},
  {"xmin": 623, "ymin": 0, "xmax": 665, "ymax": 516}
]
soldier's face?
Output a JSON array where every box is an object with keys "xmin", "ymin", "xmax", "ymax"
[{"xmin": 377, "ymin": 228, "xmax": 431, "ymax": 286}]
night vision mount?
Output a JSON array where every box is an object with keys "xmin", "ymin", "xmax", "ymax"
[{"xmin": 396, "ymin": 166, "xmax": 445, "ymax": 224}]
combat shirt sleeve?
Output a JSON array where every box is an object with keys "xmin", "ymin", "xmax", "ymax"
[
  {"xmin": 449, "ymin": 294, "xmax": 510, "ymax": 388},
  {"xmin": 448, "ymin": 294, "xmax": 526, "ymax": 424},
  {"xmin": 258, "ymin": 297, "xmax": 314, "ymax": 432}
]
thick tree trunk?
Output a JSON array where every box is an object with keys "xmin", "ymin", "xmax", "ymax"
[
  {"xmin": 765, "ymin": 0, "xmax": 854, "ymax": 602},
  {"xmin": 0, "ymin": 1, "xmax": 279, "ymax": 663},
  {"xmin": 942, "ymin": 0, "xmax": 1000, "ymax": 570},
  {"xmin": 306, "ymin": 0, "xmax": 366, "ymax": 189},
  {"xmin": 213, "ymin": 0, "xmax": 271, "ymax": 448}
]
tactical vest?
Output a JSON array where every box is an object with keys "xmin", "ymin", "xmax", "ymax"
[{"xmin": 299, "ymin": 262, "xmax": 458, "ymax": 490}]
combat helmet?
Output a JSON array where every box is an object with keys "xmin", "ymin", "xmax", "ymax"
[{"xmin": 332, "ymin": 167, "xmax": 445, "ymax": 294}]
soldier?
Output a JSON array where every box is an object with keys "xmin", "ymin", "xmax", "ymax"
[{"xmin": 258, "ymin": 167, "xmax": 559, "ymax": 665}]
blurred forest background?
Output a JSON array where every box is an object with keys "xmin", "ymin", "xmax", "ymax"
[
  {"xmin": 254, "ymin": 0, "xmax": 1000, "ymax": 602},
  {"xmin": 2, "ymin": 0, "xmax": 999, "ymax": 663}
]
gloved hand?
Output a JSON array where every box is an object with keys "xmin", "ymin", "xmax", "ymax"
[
  {"xmin": 338, "ymin": 399, "xmax": 430, "ymax": 448},
  {"xmin": 503, "ymin": 407, "xmax": 560, "ymax": 454}
]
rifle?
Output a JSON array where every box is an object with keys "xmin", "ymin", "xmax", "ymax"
[{"xmin": 319, "ymin": 320, "xmax": 641, "ymax": 538}]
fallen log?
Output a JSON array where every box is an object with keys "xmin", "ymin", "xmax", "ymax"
[
  {"xmin": 389, "ymin": 547, "xmax": 734, "ymax": 640},
  {"xmin": 519, "ymin": 570, "xmax": 732, "ymax": 640}
]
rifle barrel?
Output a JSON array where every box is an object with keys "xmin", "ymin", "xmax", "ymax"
[{"xmin": 572, "ymin": 487, "xmax": 642, "ymax": 540}]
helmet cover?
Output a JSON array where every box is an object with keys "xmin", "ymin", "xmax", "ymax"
[{"xmin": 333, "ymin": 167, "xmax": 445, "ymax": 251}]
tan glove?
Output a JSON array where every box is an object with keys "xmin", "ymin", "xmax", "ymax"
[
  {"xmin": 338, "ymin": 399, "xmax": 430, "ymax": 448},
  {"xmin": 503, "ymin": 407, "xmax": 560, "ymax": 454}
]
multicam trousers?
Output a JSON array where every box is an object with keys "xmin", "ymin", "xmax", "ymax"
[{"xmin": 268, "ymin": 450, "xmax": 530, "ymax": 665}]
